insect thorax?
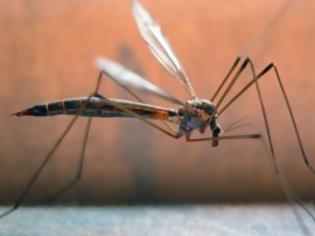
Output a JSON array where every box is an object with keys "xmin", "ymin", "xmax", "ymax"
[{"xmin": 178, "ymin": 99, "xmax": 221, "ymax": 138}]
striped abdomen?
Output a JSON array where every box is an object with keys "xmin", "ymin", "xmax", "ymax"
[{"xmin": 13, "ymin": 95, "xmax": 179, "ymax": 121}]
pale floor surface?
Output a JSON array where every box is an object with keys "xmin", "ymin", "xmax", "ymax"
[{"xmin": 0, "ymin": 205, "xmax": 314, "ymax": 236}]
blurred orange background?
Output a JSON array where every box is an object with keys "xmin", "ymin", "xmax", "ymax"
[{"xmin": 1, "ymin": 0, "xmax": 314, "ymax": 204}]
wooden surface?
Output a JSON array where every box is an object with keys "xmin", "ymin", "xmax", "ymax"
[{"xmin": 1, "ymin": 0, "xmax": 315, "ymax": 204}]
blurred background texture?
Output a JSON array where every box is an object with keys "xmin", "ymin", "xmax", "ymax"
[{"xmin": 1, "ymin": 0, "xmax": 314, "ymax": 205}]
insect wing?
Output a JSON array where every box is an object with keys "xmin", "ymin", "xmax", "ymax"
[
  {"xmin": 132, "ymin": 0, "xmax": 196, "ymax": 97},
  {"xmin": 96, "ymin": 57, "xmax": 184, "ymax": 106}
]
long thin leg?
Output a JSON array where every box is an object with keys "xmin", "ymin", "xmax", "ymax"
[
  {"xmin": 247, "ymin": 61, "xmax": 277, "ymax": 172},
  {"xmin": 0, "ymin": 74, "xmax": 130, "ymax": 217},
  {"xmin": 0, "ymin": 115, "xmax": 79, "ymax": 219},
  {"xmin": 0, "ymin": 70, "xmax": 181, "ymax": 220},
  {"xmin": 96, "ymin": 72, "xmax": 182, "ymax": 139},
  {"xmin": 215, "ymin": 58, "xmax": 250, "ymax": 109},
  {"xmin": 218, "ymin": 62, "xmax": 315, "ymax": 175},
  {"xmin": 103, "ymin": 97, "xmax": 182, "ymax": 139},
  {"xmin": 44, "ymin": 72, "xmax": 107, "ymax": 203},
  {"xmin": 186, "ymin": 133, "xmax": 261, "ymax": 142},
  {"xmin": 45, "ymin": 118, "xmax": 92, "ymax": 203},
  {"xmin": 191, "ymin": 56, "xmax": 267, "ymax": 138},
  {"xmin": 48, "ymin": 68, "xmax": 185, "ymax": 202},
  {"xmin": 217, "ymin": 63, "xmax": 273, "ymax": 115},
  {"xmin": 211, "ymin": 57, "xmax": 241, "ymax": 101},
  {"xmin": 42, "ymin": 70, "xmax": 182, "ymax": 204},
  {"xmin": 246, "ymin": 60, "xmax": 315, "ymax": 223},
  {"xmin": 272, "ymin": 65, "xmax": 315, "ymax": 174},
  {"xmin": 106, "ymin": 72, "xmax": 178, "ymax": 135},
  {"xmin": 46, "ymin": 72, "xmax": 181, "ymax": 203},
  {"xmin": 215, "ymin": 58, "xmax": 315, "ymax": 222},
  {"xmin": 43, "ymin": 71, "xmax": 182, "ymax": 203},
  {"xmin": 0, "ymin": 89, "xmax": 100, "ymax": 219},
  {"xmin": 196, "ymin": 56, "xmax": 244, "ymax": 133}
]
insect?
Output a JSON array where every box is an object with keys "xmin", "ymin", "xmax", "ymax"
[{"xmin": 1, "ymin": 0, "xmax": 314, "ymax": 226}]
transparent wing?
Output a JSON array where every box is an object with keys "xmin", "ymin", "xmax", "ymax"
[
  {"xmin": 96, "ymin": 57, "xmax": 184, "ymax": 106},
  {"xmin": 132, "ymin": 0, "xmax": 196, "ymax": 98}
]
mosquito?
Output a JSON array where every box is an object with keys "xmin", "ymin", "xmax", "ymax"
[{"xmin": 1, "ymin": 0, "xmax": 314, "ymax": 225}]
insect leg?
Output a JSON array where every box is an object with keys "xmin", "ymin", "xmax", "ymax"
[
  {"xmin": 215, "ymin": 58, "xmax": 251, "ymax": 109},
  {"xmin": 97, "ymin": 70, "xmax": 178, "ymax": 135},
  {"xmin": 44, "ymin": 71, "xmax": 181, "ymax": 202},
  {"xmin": 217, "ymin": 58, "xmax": 315, "ymax": 221},
  {"xmin": 41, "ymin": 70, "xmax": 149, "ymax": 203},
  {"xmin": 198, "ymin": 57, "xmax": 246, "ymax": 133},
  {"xmin": 0, "ymin": 116, "xmax": 79, "ymax": 219},
  {"xmin": 40, "ymin": 72, "xmax": 111, "ymax": 203},
  {"xmin": 211, "ymin": 57, "xmax": 241, "ymax": 101},
  {"xmin": 217, "ymin": 62, "xmax": 273, "ymax": 115},
  {"xmin": 0, "ymin": 72, "xmax": 102, "ymax": 218},
  {"xmin": 186, "ymin": 133, "xmax": 262, "ymax": 142},
  {"xmin": 106, "ymin": 71, "xmax": 176, "ymax": 133},
  {"xmin": 104, "ymin": 97, "xmax": 182, "ymax": 139},
  {"xmin": 44, "ymin": 118, "xmax": 92, "ymax": 203},
  {"xmin": 246, "ymin": 59, "xmax": 315, "ymax": 223},
  {"xmin": 98, "ymin": 70, "xmax": 183, "ymax": 138},
  {"xmin": 215, "ymin": 58, "xmax": 278, "ymax": 112},
  {"xmin": 266, "ymin": 64, "xmax": 314, "ymax": 174},
  {"xmin": 162, "ymin": 121, "xmax": 178, "ymax": 133},
  {"xmin": 218, "ymin": 61, "xmax": 315, "ymax": 175}
]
